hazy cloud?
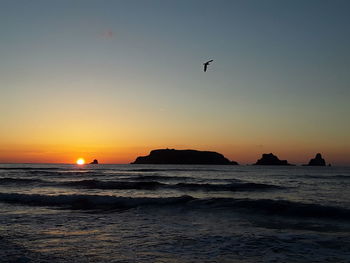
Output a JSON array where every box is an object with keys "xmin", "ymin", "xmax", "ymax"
[{"xmin": 102, "ymin": 30, "xmax": 113, "ymax": 38}]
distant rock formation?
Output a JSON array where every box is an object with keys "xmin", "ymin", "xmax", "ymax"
[
  {"xmin": 254, "ymin": 153, "xmax": 292, "ymax": 165},
  {"xmin": 307, "ymin": 153, "xmax": 326, "ymax": 166},
  {"xmin": 131, "ymin": 149, "xmax": 238, "ymax": 165},
  {"xmin": 90, "ymin": 159, "xmax": 98, "ymax": 164}
]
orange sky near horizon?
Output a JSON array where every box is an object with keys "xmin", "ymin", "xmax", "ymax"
[
  {"xmin": 0, "ymin": 140, "xmax": 349, "ymax": 165},
  {"xmin": 1, "ymin": 85, "xmax": 349, "ymax": 165},
  {"xmin": 2, "ymin": 87, "xmax": 349, "ymax": 165}
]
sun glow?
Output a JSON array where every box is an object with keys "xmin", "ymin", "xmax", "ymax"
[{"xmin": 76, "ymin": 158, "xmax": 85, "ymax": 165}]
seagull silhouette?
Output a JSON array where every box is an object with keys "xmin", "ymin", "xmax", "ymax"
[{"xmin": 203, "ymin": 59, "xmax": 213, "ymax": 72}]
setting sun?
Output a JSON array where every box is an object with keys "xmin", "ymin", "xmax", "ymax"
[{"xmin": 76, "ymin": 158, "xmax": 85, "ymax": 165}]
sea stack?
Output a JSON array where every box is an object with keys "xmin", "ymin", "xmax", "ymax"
[
  {"xmin": 131, "ymin": 149, "xmax": 238, "ymax": 165},
  {"xmin": 254, "ymin": 153, "xmax": 292, "ymax": 165},
  {"xmin": 90, "ymin": 159, "xmax": 99, "ymax": 164},
  {"xmin": 307, "ymin": 153, "xmax": 326, "ymax": 166}
]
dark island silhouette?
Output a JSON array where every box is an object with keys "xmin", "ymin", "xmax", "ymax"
[
  {"xmin": 254, "ymin": 153, "xmax": 292, "ymax": 165},
  {"xmin": 306, "ymin": 153, "xmax": 326, "ymax": 166},
  {"xmin": 132, "ymin": 149, "xmax": 238, "ymax": 165},
  {"xmin": 89, "ymin": 159, "xmax": 99, "ymax": 164}
]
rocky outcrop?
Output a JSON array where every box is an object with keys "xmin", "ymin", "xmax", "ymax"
[
  {"xmin": 89, "ymin": 159, "xmax": 98, "ymax": 164},
  {"xmin": 254, "ymin": 153, "xmax": 292, "ymax": 165},
  {"xmin": 131, "ymin": 149, "xmax": 238, "ymax": 165},
  {"xmin": 307, "ymin": 153, "xmax": 326, "ymax": 166}
]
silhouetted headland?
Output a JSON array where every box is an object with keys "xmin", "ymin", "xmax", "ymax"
[
  {"xmin": 254, "ymin": 153, "xmax": 292, "ymax": 165},
  {"xmin": 132, "ymin": 149, "xmax": 238, "ymax": 165},
  {"xmin": 89, "ymin": 159, "xmax": 99, "ymax": 164},
  {"xmin": 307, "ymin": 153, "xmax": 326, "ymax": 166}
]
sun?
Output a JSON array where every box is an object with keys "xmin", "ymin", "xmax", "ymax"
[{"xmin": 76, "ymin": 158, "xmax": 85, "ymax": 165}]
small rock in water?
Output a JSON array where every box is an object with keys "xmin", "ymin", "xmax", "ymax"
[
  {"xmin": 307, "ymin": 153, "xmax": 326, "ymax": 166},
  {"xmin": 90, "ymin": 159, "xmax": 99, "ymax": 164},
  {"xmin": 254, "ymin": 153, "xmax": 292, "ymax": 165}
]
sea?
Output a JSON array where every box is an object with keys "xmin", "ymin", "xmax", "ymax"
[{"xmin": 0, "ymin": 164, "xmax": 349, "ymax": 263}]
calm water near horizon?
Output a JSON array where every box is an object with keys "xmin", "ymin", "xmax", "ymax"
[{"xmin": 0, "ymin": 164, "xmax": 349, "ymax": 262}]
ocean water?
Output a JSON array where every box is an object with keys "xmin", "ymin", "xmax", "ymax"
[{"xmin": 0, "ymin": 164, "xmax": 349, "ymax": 263}]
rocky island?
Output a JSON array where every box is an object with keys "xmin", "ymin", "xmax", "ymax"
[
  {"xmin": 89, "ymin": 159, "xmax": 99, "ymax": 164},
  {"xmin": 131, "ymin": 149, "xmax": 238, "ymax": 165},
  {"xmin": 254, "ymin": 153, "xmax": 292, "ymax": 165},
  {"xmin": 307, "ymin": 153, "xmax": 326, "ymax": 166}
]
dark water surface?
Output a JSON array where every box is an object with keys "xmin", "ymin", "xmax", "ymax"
[{"xmin": 0, "ymin": 164, "xmax": 349, "ymax": 262}]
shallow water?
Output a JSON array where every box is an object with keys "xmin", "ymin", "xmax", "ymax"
[{"xmin": 0, "ymin": 164, "xmax": 349, "ymax": 262}]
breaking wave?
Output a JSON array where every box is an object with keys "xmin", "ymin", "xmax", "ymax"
[
  {"xmin": 0, "ymin": 193, "xmax": 193, "ymax": 210},
  {"xmin": 192, "ymin": 198, "xmax": 350, "ymax": 220},
  {"xmin": 0, "ymin": 192, "xmax": 349, "ymax": 220},
  {"xmin": 61, "ymin": 179, "xmax": 282, "ymax": 192}
]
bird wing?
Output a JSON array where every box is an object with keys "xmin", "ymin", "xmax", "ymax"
[
  {"xmin": 204, "ymin": 64, "xmax": 207, "ymax": 72},
  {"xmin": 206, "ymin": 59, "xmax": 213, "ymax": 63}
]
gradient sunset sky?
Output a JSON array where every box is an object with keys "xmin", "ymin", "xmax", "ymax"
[{"xmin": 1, "ymin": 0, "xmax": 349, "ymax": 164}]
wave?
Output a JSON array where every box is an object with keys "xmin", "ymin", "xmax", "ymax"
[
  {"xmin": 27, "ymin": 170, "xmax": 101, "ymax": 177},
  {"xmin": 304, "ymin": 174, "xmax": 350, "ymax": 180},
  {"xmin": 333, "ymin": 175, "xmax": 350, "ymax": 180},
  {"xmin": 0, "ymin": 167, "xmax": 59, "ymax": 170},
  {"xmin": 26, "ymin": 170, "xmax": 163, "ymax": 178},
  {"xmin": 0, "ymin": 192, "xmax": 349, "ymax": 220},
  {"xmin": 132, "ymin": 175, "xmax": 194, "ymax": 181},
  {"xmin": 61, "ymin": 179, "xmax": 282, "ymax": 192},
  {"xmin": 192, "ymin": 198, "xmax": 350, "ymax": 220},
  {"xmin": 63, "ymin": 180, "xmax": 163, "ymax": 190},
  {"xmin": 128, "ymin": 168, "xmax": 221, "ymax": 172},
  {"xmin": 0, "ymin": 176, "xmax": 279, "ymax": 192},
  {"xmin": 175, "ymin": 182, "xmax": 282, "ymax": 191},
  {"xmin": 132, "ymin": 175, "xmax": 243, "ymax": 184},
  {"xmin": 0, "ymin": 177, "xmax": 44, "ymax": 185},
  {"xmin": 0, "ymin": 193, "xmax": 193, "ymax": 210}
]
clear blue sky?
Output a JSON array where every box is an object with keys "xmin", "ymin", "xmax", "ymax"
[{"xmin": 1, "ymin": 0, "xmax": 349, "ymax": 164}]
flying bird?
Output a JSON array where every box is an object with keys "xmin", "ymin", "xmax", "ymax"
[{"xmin": 203, "ymin": 59, "xmax": 213, "ymax": 72}]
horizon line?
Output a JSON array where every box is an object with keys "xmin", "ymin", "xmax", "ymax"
[{"xmin": 0, "ymin": 162, "xmax": 349, "ymax": 167}]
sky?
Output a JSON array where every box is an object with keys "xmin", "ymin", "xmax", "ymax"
[{"xmin": 1, "ymin": 0, "xmax": 349, "ymax": 164}]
